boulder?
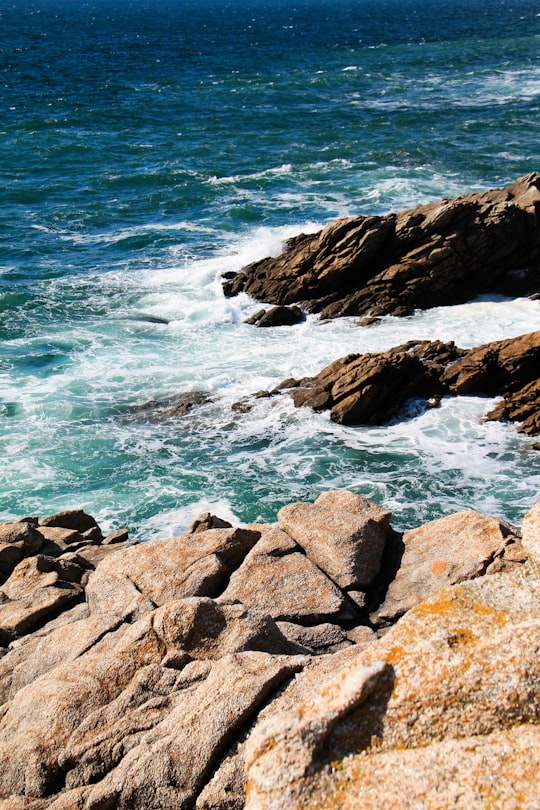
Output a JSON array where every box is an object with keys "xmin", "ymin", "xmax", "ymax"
[
  {"xmin": 245, "ymin": 305, "xmax": 305, "ymax": 327},
  {"xmin": 373, "ymin": 510, "xmax": 526, "ymax": 624},
  {"xmin": 220, "ymin": 526, "xmax": 355, "ymax": 626},
  {"xmin": 0, "ymin": 556, "xmax": 83, "ymax": 640},
  {"xmin": 0, "ymin": 522, "xmax": 44, "ymax": 556},
  {"xmin": 275, "ymin": 622, "xmax": 351, "ymax": 655},
  {"xmin": 244, "ymin": 569, "xmax": 540, "ymax": 809},
  {"xmin": 39, "ymin": 510, "xmax": 102, "ymax": 539},
  {"xmin": 290, "ymin": 340, "xmax": 462, "ymax": 425},
  {"xmin": 282, "ymin": 331, "xmax": 540, "ymax": 434},
  {"xmin": 223, "ymin": 173, "xmax": 540, "ymax": 319},
  {"xmin": 85, "ymin": 526, "xmax": 261, "ymax": 620},
  {"xmin": 278, "ymin": 491, "xmax": 391, "ymax": 590},
  {"xmin": 188, "ymin": 513, "xmax": 233, "ymax": 534},
  {"xmin": 0, "ymin": 524, "xmax": 44, "ymax": 583}
]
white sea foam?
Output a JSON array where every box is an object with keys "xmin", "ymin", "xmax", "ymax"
[{"xmin": 207, "ymin": 164, "xmax": 294, "ymax": 186}]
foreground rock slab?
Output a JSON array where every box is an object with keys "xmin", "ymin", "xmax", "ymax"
[
  {"xmin": 278, "ymin": 490, "xmax": 391, "ymax": 591},
  {"xmin": 223, "ymin": 173, "xmax": 540, "ymax": 319},
  {"xmin": 245, "ymin": 567, "xmax": 540, "ymax": 809},
  {"xmin": 373, "ymin": 509, "xmax": 525, "ymax": 625},
  {"xmin": 0, "ymin": 494, "xmax": 536, "ymax": 808}
]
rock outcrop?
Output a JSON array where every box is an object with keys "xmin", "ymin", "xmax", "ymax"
[
  {"xmin": 223, "ymin": 173, "xmax": 540, "ymax": 319},
  {"xmin": 277, "ymin": 330, "xmax": 540, "ymax": 434},
  {"xmin": 1, "ymin": 491, "xmax": 538, "ymax": 808}
]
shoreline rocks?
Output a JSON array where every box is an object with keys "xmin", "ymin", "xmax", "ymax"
[
  {"xmin": 1, "ymin": 491, "xmax": 538, "ymax": 807},
  {"xmin": 276, "ymin": 330, "xmax": 540, "ymax": 435},
  {"xmin": 223, "ymin": 173, "xmax": 540, "ymax": 319}
]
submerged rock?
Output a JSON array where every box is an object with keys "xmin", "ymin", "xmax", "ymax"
[
  {"xmin": 223, "ymin": 173, "xmax": 540, "ymax": 319},
  {"xmin": 127, "ymin": 391, "xmax": 212, "ymax": 422}
]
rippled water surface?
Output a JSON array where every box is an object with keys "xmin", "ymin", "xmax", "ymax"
[{"xmin": 1, "ymin": 0, "xmax": 539, "ymax": 537}]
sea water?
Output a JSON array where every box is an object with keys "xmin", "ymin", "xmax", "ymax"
[{"xmin": 1, "ymin": 0, "xmax": 539, "ymax": 539}]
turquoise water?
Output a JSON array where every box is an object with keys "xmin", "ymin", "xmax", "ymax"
[{"xmin": 1, "ymin": 0, "xmax": 539, "ymax": 538}]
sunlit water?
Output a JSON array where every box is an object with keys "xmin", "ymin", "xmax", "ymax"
[{"xmin": 1, "ymin": 0, "xmax": 539, "ymax": 538}]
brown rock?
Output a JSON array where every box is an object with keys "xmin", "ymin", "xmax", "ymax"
[
  {"xmin": 282, "ymin": 331, "xmax": 540, "ymax": 434},
  {"xmin": 0, "ymin": 524, "xmax": 44, "ymax": 583},
  {"xmin": 0, "ymin": 522, "xmax": 44, "ymax": 556},
  {"xmin": 36, "ymin": 526, "xmax": 84, "ymax": 547},
  {"xmin": 220, "ymin": 525, "xmax": 355, "ymax": 625},
  {"xmin": 152, "ymin": 597, "xmax": 294, "ymax": 663},
  {"xmin": 85, "ymin": 526, "xmax": 261, "ymax": 620},
  {"xmin": 290, "ymin": 340, "xmax": 463, "ymax": 425},
  {"xmin": 102, "ymin": 528, "xmax": 130, "ymax": 545},
  {"xmin": 0, "ymin": 556, "xmax": 83, "ymax": 639},
  {"xmin": 0, "ymin": 544, "xmax": 23, "ymax": 585},
  {"xmin": 373, "ymin": 510, "xmax": 523, "ymax": 624},
  {"xmin": 39, "ymin": 510, "xmax": 102, "ymax": 539},
  {"xmin": 275, "ymin": 622, "xmax": 351, "ymax": 655},
  {"xmin": 128, "ymin": 391, "xmax": 212, "ymax": 422},
  {"xmin": 278, "ymin": 491, "xmax": 391, "ymax": 589},
  {"xmin": 188, "ymin": 513, "xmax": 233, "ymax": 534},
  {"xmin": 441, "ymin": 330, "xmax": 540, "ymax": 396},
  {"xmin": 73, "ymin": 652, "xmax": 303, "ymax": 810},
  {"xmin": 224, "ymin": 173, "xmax": 540, "ymax": 319},
  {"xmin": 0, "ymin": 610, "xmax": 123, "ymax": 704},
  {"xmin": 244, "ymin": 570, "xmax": 540, "ymax": 809},
  {"xmin": 245, "ymin": 305, "xmax": 305, "ymax": 327}
]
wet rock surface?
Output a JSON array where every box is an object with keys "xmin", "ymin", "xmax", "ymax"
[
  {"xmin": 0, "ymin": 491, "xmax": 538, "ymax": 808},
  {"xmin": 223, "ymin": 173, "xmax": 540, "ymax": 319},
  {"xmin": 280, "ymin": 330, "xmax": 540, "ymax": 434}
]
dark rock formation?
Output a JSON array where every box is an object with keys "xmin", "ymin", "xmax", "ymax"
[
  {"xmin": 282, "ymin": 330, "xmax": 540, "ymax": 435},
  {"xmin": 223, "ymin": 173, "xmax": 540, "ymax": 318},
  {"xmin": 127, "ymin": 391, "xmax": 212, "ymax": 422},
  {"xmin": 245, "ymin": 305, "xmax": 305, "ymax": 327}
]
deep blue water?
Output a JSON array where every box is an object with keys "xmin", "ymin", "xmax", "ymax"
[{"xmin": 1, "ymin": 0, "xmax": 539, "ymax": 538}]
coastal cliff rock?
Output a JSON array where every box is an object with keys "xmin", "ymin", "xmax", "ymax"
[
  {"xmin": 0, "ymin": 492, "xmax": 537, "ymax": 808},
  {"xmin": 223, "ymin": 173, "xmax": 540, "ymax": 318},
  {"xmin": 281, "ymin": 330, "xmax": 540, "ymax": 434}
]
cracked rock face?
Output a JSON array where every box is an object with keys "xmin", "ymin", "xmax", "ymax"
[
  {"xmin": 0, "ymin": 492, "xmax": 537, "ymax": 809},
  {"xmin": 223, "ymin": 173, "xmax": 540, "ymax": 319},
  {"xmin": 278, "ymin": 330, "xmax": 540, "ymax": 436}
]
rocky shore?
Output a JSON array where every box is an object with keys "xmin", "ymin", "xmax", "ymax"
[
  {"xmin": 1, "ymin": 493, "xmax": 539, "ymax": 808},
  {"xmin": 224, "ymin": 175, "xmax": 540, "ymax": 438},
  {"xmin": 1, "ymin": 175, "xmax": 539, "ymax": 808},
  {"xmin": 223, "ymin": 173, "xmax": 540, "ymax": 319},
  {"xmin": 273, "ymin": 330, "xmax": 540, "ymax": 434}
]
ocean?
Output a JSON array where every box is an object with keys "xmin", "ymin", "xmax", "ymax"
[{"xmin": 1, "ymin": 0, "xmax": 539, "ymax": 540}]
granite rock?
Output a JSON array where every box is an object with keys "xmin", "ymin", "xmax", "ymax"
[{"xmin": 223, "ymin": 173, "xmax": 540, "ymax": 319}]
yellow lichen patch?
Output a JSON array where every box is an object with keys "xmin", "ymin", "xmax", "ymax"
[
  {"xmin": 384, "ymin": 645, "xmax": 405, "ymax": 666},
  {"xmin": 431, "ymin": 560, "xmax": 449, "ymax": 574},
  {"xmin": 413, "ymin": 585, "xmax": 508, "ymax": 631}
]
